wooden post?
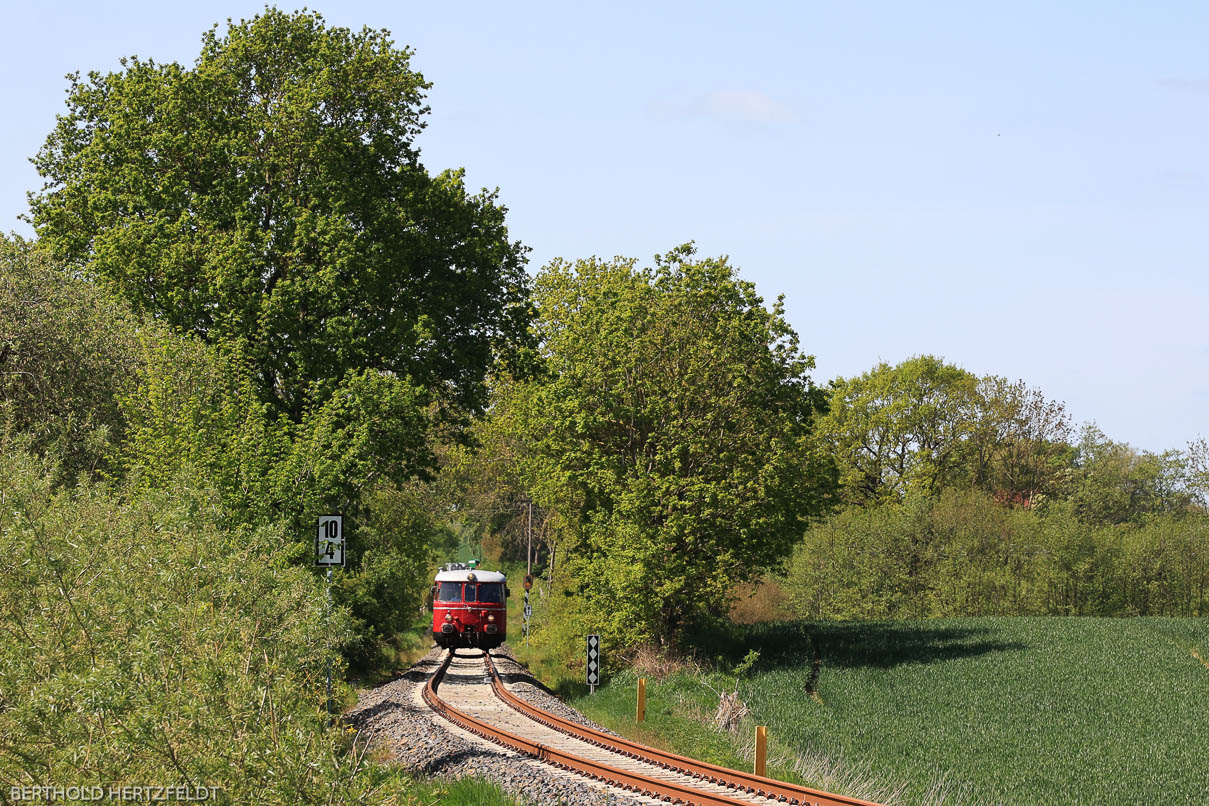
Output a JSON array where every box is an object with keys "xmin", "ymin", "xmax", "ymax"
[
  {"xmin": 637, "ymin": 677, "xmax": 646, "ymax": 722},
  {"xmin": 754, "ymin": 725, "xmax": 767, "ymax": 777}
]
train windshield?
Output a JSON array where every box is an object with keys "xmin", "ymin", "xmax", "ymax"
[
  {"xmin": 476, "ymin": 583, "xmax": 504, "ymax": 603},
  {"xmin": 436, "ymin": 582, "xmax": 462, "ymax": 602}
]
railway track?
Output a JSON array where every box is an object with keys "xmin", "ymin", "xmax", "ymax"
[{"xmin": 422, "ymin": 649, "xmax": 883, "ymax": 806}]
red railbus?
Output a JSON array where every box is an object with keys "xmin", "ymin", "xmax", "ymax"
[{"xmin": 431, "ymin": 564, "xmax": 508, "ymax": 649}]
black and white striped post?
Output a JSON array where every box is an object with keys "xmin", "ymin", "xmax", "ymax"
[
  {"xmin": 586, "ymin": 634, "xmax": 601, "ymax": 694},
  {"xmin": 522, "ymin": 574, "xmax": 534, "ymax": 646}
]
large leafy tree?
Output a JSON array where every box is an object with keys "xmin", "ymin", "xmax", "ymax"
[
  {"xmin": 515, "ymin": 246, "xmax": 833, "ymax": 645},
  {"xmin": 967, "ymin": 376, "xmax": 1073, "ymax": 503},
  {"xmin": 29, "ymin": 9, "xmax": 530, "ymax": 426},
  {"xmin": 1070, "ymin": 423, "xmax": 1191, "ymax": 524},
  {"xmin": 818, "ymin": 355, "xmax": 980, "ymax": 503},
  {"xmin": 819, "ymin": 356, "xmax": 1074, "ymax": 504}
]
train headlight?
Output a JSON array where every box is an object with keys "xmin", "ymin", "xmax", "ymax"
[
  {"xmin": 487, "ymin": 614, "xmax": 495, "ymax": 623},
  {"xmin": 444, "ymin": 613, "xmax": 452, "ymax": 623}
]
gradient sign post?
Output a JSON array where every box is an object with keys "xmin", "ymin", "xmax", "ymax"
[{"xmin": 316, "ymin": 514, "xmax": 343, "ymax": 716}]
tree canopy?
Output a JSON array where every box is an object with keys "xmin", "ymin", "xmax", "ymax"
[
  {"xmin": 29, "ymin": 9, "xmax": 531, "ymax": 425},
  {"xmin": 818, "ymin": 356, "xmax": 1073, "ymax": 504},
  {"xmin": 20, "ymin": 10, "xmax": 526, "ymax": 667},
  {"xmin": 818, "ymin": 356, "xmax": 979, "ymax": 502},
  {"xmin": 509, "ymin": 246, "xmax": 833, "ymax": 644},
  {"xmin": 1069, "ymin": 423, "xmax": 1191, "ymax": 524}
]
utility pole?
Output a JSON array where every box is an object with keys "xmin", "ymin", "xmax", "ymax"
[{"xmin": 518, "ymin": 497, "xmax": 536, "ymax": 646}]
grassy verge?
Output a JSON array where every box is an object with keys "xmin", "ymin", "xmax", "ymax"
[
  {"xmin": 350, "ymin": 614, "xmax": 439, "ymax": 690},
  {"xmin": 405, "ymin": 775, "xmax": 521, "ymax": 806},
  {"xmin": 556, "ymin": 666, "xmax": 814, "ymax": 783}
]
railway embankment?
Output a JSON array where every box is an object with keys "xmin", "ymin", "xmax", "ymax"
[{"xmin": 347, "ymin": 646, "xmax": 648, "ymax": 806}]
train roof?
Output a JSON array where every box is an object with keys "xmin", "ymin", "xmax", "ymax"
[{"xmin": 435, "ymin": 569, "xmax": 506, "ymax": 583}]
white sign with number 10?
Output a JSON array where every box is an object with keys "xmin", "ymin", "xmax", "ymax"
[{"xmin": 316, "ymin": 515, "xmax": 344, "ymax": 567}]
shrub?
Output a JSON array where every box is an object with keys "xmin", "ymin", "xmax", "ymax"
[
  {"xmin": 782, "ymin": 487, "xmax": 1209, "ymax": 619},
  {"xmin": 121, "ymin": 334, "xmax": 437, "ymax": 664},
  {"xmin": 0, "ymin": 440, "xmax": 415, "ymax": 803},
  {"xmin": 0, "ymin": 237, "xmax": 142, "ymax": 483}
]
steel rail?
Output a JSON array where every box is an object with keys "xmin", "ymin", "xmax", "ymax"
[
  {"xmin": 423, "ymin": 649, "xmax": 884, "ymax": 806},
  {"xmin": 483, "ymin": 652, "xmax": 883, "ymax": 806},
  {"xmin": 423, "ymin": 650, "xmax": 755, "ymax": 806}
]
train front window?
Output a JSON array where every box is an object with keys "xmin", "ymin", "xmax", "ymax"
[
  {"xmin": 437, "ymin": 582, "xmax": 462, "ymax": 602},
  {"xmin": 464, "ymin": 583, "xmax": 476, "ymax": 602},
  {"xmin": 476, "ymin": 583, "xmax": 503, "ymax": 603}
]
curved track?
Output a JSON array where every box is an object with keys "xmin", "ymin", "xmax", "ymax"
[{"xmin": 422, "ymin": 649, "xmax": 883, "ymax": 806}]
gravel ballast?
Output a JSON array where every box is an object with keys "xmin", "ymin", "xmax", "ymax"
[{"xmin": 347, "ymin": 644, "xmax": 652, "ymax": 806}]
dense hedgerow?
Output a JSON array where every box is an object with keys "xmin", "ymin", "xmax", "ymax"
[
  {"xmin": 0, "ymin": 439, "xmax": 417, "ymax": 803},
  {"xmin": 782, "ymin": 486, "xmax": 1209, "ymax": 620}
]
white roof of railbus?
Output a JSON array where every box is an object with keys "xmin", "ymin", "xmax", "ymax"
[{"xmin": 435, "ymin": 569, "xmax": 506, "ymax": 583}]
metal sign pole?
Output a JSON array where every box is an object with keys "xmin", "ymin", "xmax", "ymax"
[{"xmin": 325, "ymin": 567, "xmax": 332, "ymax": 716}]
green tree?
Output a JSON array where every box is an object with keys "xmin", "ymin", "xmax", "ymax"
[
  {"xmin": 817, "ymin": 355, "xmax": 979, "ymax": 503},
  {"xmin": 444, "ymin": 376, "xmax": 558, "ymax": 570},
  {"xmin": 818, "ymin": 358, "xmax": 1075, "ymax": 505},
  {"xmin": 121, "ymin": 333, "xmax": 438, "ymax": 663},
  {"xmin": 1188, "ymin": 437, "xmax": 1209, "ymax": 509},
  {"xmin": 29, "ymin": 8, "xmax": 531, "ymax": 429},
  {"xmin": 1070, "ymin": 424, "xmax": 1190, "ymax": 524},
  {"xmin": 0, "ymin": 236, "xmax": 143, "ymax": 482},
  {"xmin": 966, "ymin": 376, "xmax": 1073, "ymax": 503},
  {"xmin": 513, "ymin": 246, "xmax": 833, "ymax": 646}
]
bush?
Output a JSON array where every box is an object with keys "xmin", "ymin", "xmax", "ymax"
[
  {"xmin": 0, "ymin": 440, "xmax": 416, "ymax": 803},
  {"xmin": 0, "ymin": 237, "xmax": 143, "ymax": 483},
  {"xmin": 782, "ymin": 487, "xmax": 1209, "ymax": 620},
  {"xmin": 121, "ymin": 334, "xmax": 437, "ymax": 665},
  {"xmin": 336, "ymin": 482, "xmax": 443, "ymax": 668}
]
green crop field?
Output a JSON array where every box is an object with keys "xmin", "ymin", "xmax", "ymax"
[
  {"xmin": 561, "ymin": 617, "xmax": 1209, "ymax": 806},
  {"xmin": 735, "ymin": 617, "xmax": 1209, "ymax": 805}
]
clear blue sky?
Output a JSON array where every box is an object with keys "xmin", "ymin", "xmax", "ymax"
[{"xmin": 2, "ymin": 1, "xmax": 1205, "ymax": 451}]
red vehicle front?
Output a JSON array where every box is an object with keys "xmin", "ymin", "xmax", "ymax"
[{"xmin": 431, "ymin": 565, "xmax": 508, "ymax": 649}]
